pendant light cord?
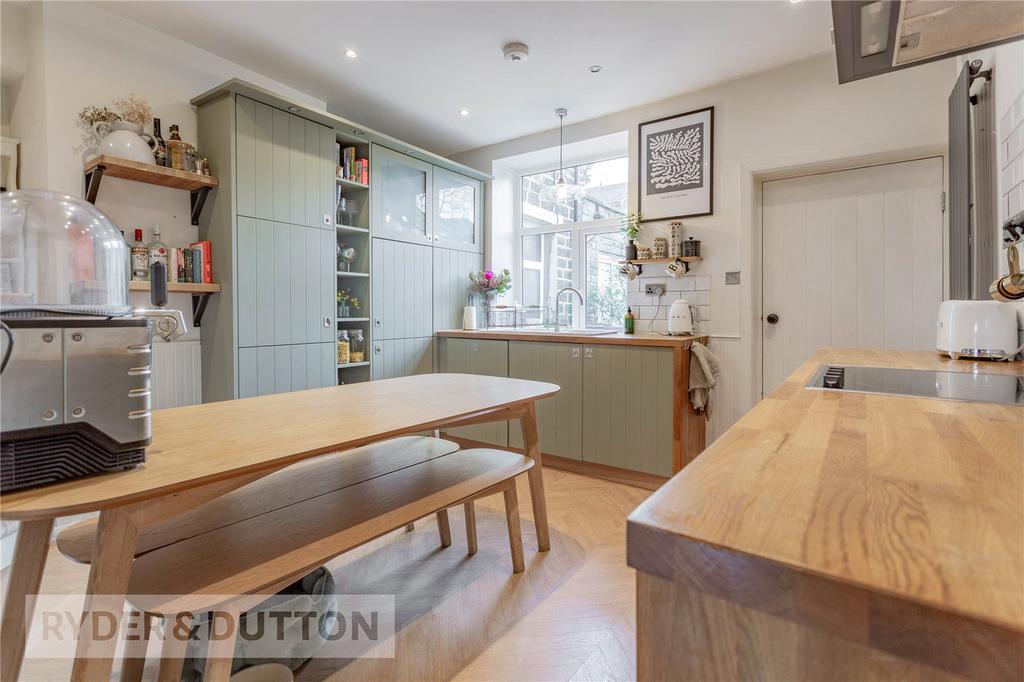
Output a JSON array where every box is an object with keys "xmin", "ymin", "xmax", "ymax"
[{"xmin": 558, "ymin": 111, "xmax": 565, "ymax": 182}]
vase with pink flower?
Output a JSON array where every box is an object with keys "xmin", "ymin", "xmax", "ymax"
[{"xmin": 468, "ymin": 269, "xmax": 512, "ymax": 328}]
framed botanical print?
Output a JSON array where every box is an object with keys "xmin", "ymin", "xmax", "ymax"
[{"xmin": 638, "ymin": 106, "xmax": 713, "ymax": 220}]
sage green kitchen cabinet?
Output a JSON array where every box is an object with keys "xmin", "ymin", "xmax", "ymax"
[
  {"xmin": 371, "ymin": 337, "xmax": 434, "ymax": 380},
  {"xmin": 236, "ymin": 218, "xmax": 335, "ymax": 348},
  {"xmin": 238, "ymin": 342, "xmax": 335, "ymax": 398},
  {"xmin": 508, "ymin": 341, "xmax": 583, "ymax": 460},
  {"xmin": 433, "ymin": 247, "xmax": 483, "ymax": 332},
  {"xmin": 371, "ymin": 238, "xmax": 433, "ymax": 340},
  {"xmin": 235, "ymin": 96, "xmax": 335, "ymax": 229},
  {"xmin": 433, "ymin": 166, "xmax": 483, "ymax": 253},
  {"xmin": 439, "ymin": 337, "xmax": 508, "ymax": 446},
  {"xmin": 582, "ymin": 344, "xmax": 675, "ymax": 477},
  {"xmin": 372, "ymin": 146, "xmax": 433, "ymax": 246}
]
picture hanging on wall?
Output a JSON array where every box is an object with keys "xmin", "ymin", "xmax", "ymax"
[{"xmin": 638, "ymin": 106, "xmax": 713, "ymax": 220}]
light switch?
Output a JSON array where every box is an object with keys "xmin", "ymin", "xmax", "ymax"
[{"xmin": 725, "ymin": 271, "xmax": 741, "ymax": 285}]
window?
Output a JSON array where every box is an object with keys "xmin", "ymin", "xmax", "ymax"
[{"xmin": 518, "ymin": 156, "xmax": 628, "ymax": 328}]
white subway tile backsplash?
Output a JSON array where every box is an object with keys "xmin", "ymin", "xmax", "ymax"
[
  {"xmin": 666, "ymin": 276, "xmax": 687, "ymax": 292},
  {"xmin": 681, "ymin": 277, "xmax": 696, "ymax": 291},
  {"xmin": 695, "ymin": 275, "xmax": 712, "ymax": 290},
  {"xmin": 627, "ymin": 291, "xmax": 653, "ymax": 307},
  {"xmin": 698, "ymin": 305, "xmax": 712, "ymax": 321}
]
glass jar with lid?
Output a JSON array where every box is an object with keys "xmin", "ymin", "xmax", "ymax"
[
  {"xmin": 349, "ymin": 329, "xmax": 365, "ymax": 363},
  {"xmin": 337, "ymin": 329, "xmax": 350, "ymax": 365}
]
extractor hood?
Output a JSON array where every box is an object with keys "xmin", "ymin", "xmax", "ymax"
[{"xmin": 832, "ymin": 0, "xmax": 1024, "ymax": 84}]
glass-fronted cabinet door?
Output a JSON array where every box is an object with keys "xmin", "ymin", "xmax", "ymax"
[
  {"xmin": 433, "ymin": 167, "xmax": 482, "ymax": 253},
  {"xmin": 371, "ymin": 145, "xmax": 433, "ymax": 246}
]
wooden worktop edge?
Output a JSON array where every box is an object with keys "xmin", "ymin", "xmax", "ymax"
[
  {"xmin": 627, "ymin": 520, "xmax": 1024, "ymax": 680},
  {"xmin": 436, "ymin": 329, "xmax": 709, "ymax": 347}
]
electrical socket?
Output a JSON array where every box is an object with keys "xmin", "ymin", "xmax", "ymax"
[{"xmin": 645, "ymin": 283, "xmax": 666, "ymax": 296}]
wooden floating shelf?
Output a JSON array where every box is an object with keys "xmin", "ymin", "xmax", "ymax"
[
  {"xmin": 336, "ymin": 271, "xmax": 370, "ymax": 278},
  {"xmin": 337, "ymin": 317, "xmax": 370, "ymax": 322},
  {"xmin": 618, "ymin": 257, "xmax": 702, "ymax": 265},
  {"xmin": 337, "ymin": 361, "xmax": 370, "ymax": 369},
  {"xmin": 336, "ymin": 177, "xmax": 369, "ymax": 190},
  {"xmin": 84, "ymin": 155, "xmax": 218, "ymax": 226},
  {"xmin": 336, "ymin": 224, "xmax": 369, "ymax": 234},
  {"xmin": 85, "ymin": 156, "xmax": 218, "ymax": 191},
  {"xmin": 128, "ymin": 281, "xmax": 221, "ymax": 294}
]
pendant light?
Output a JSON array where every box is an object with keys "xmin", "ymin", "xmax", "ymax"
[{"xmin": 540, "ymin": 108, "xmax": 585, "ymax": 203}]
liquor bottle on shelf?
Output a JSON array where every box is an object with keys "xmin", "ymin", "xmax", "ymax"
[
  {"xmin": 152, "ymin": 118, "xmax": 167, "ymax": 167},
  {"xmin": 147, "ymin": 224, "xmax": 168, "ymax": 278},
  {"xmin": 131, "ymin": 229, "xmax": 149, "ymax": 281}
]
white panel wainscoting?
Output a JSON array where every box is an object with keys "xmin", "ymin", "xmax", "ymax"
[
  {"xmin": 151, "ymin": 339, "xmax": 203, "ymax": 409},
  {"xmin": 705, "ymin": 336, "xmax": 749, "ymax": 445}
]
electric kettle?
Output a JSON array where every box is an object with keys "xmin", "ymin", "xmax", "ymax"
[{"xmin": 668, "ymin": 299, "xmax": 700, "ymax": 335}]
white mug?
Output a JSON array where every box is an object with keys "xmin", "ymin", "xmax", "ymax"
[{"xmin": 666, "ymin": 258, "xmax": 687, "ymax": 278}]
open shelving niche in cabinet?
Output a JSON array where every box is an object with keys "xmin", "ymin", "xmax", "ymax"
[{"xmin": 334, "ymin": 132, "xmax": 372, "ymax": 385}]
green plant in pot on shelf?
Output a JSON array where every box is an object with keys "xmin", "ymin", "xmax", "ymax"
[
  {"xmin": 337, "ymin": 289, "xmax": 361, "ymax": 318},
  {"xmin": 621, "ymin": 212, "xmax": 643, "ymax": 260}
]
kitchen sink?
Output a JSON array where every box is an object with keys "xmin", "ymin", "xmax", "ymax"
[{"xmin": 499, "ymin": 328, "xmax": 618, "ymax": 336}]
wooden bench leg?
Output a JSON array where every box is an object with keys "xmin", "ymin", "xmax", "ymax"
[
  {"xmin": 502, "ymin": 482, "xmax": 526, "ymax": 574},
  {"xmin": 203, "ymin": 605, "xmax": 239, "ymax": 682},
  {"xmin": 157, "ymin": 614, "xmax": 190, "ymax": 682},
  {"xmin": 464, "ymin": 501, "xmax": 478, "ymax": 556},
  {"xmin": 119, "ymin": 610, "xmax": 152, "ymax": 682},
  {"xmin": 436, "ymin": 510, "xmax": 452, "ymax": 548},
  {"xmin": 520, "ymin": 403, "xmax": 551, "ymax": 552},
  {"xmin": 0, "ymin": 518, "xmax": 53, "ymax": 682}
]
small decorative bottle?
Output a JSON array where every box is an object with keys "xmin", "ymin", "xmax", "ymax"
[
  {"xmin": 349, "ymin": 329, "xmax": 365, "ymax": 363},
  {"xmin": 624, "ymin": 307, "xmax": 635, "ymax": 335},
  {"xmin": 337, "ymin": 330, "xmax": 350, "ymax": 365}
]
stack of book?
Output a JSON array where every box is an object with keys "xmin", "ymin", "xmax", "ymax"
[
  {"xmin": 336, "ymin": 144, "xmax": 369, "ymax": 185},
  {"xmin": 170, "ymin": 241, "xmax": 213, "ymax": 284}
]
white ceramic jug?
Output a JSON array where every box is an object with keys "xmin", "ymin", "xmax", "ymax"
[{"xmin": 93, "ymin": 121, "xmax": 156, "ymax": 164}]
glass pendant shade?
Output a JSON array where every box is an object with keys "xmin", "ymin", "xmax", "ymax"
[{"xmin": 539, "ymin": 107, "xmax": 585, "ymax": 203}]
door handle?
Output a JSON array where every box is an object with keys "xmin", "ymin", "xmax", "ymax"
[{"xmin": 766, "ymin": 313, "xmax": 779, "ymax": 324}]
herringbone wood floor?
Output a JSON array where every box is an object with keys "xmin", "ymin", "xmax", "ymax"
[{"xmin": 10, "ymin": 467, "xmax": 649, "ymax": 681}]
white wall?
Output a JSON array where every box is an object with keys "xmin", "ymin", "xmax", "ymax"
[{"xmin": 454, "ymin": 52, "xmax": 958, "ymax": 442}]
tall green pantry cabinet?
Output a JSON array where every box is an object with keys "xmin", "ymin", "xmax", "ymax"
[{"xmin": 194, "ymin": 89, "xmax": 337, "ymax": 402}]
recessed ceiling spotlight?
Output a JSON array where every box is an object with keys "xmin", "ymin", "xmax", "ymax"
[
  {"xmin": 344, "ymin": 48, "xmax": 358, "ymax": 59},
  {"xmin": 287, "ymin": 106, "xmax": 301, "ymax": 113},
  {"xmin": 589, "ymin": 65, "xmax": 602, "ymax": 73},
  {"xmin": 789, "ymin": 0, "xmax": 803, "ymax": 4},
  {"xmin": 460, "ymin": 109, "xmax": 470, "ymax": 117}
]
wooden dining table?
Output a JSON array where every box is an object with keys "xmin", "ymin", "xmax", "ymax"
[{"xmin": 0, "ymin": 373, "xmax": 558, "ymax": 682}]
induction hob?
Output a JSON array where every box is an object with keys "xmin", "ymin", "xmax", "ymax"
[{"xmin": 805, "ymin": 364, "xmax": 1024, "ymax": 406}]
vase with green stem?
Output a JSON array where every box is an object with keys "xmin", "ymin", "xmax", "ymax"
[{"xmin": 621, "ymin": 212, "xmax": 643, "ymax": 260}]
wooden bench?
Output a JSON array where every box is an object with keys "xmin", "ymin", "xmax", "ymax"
[{"xmin": 55, "ymin": 437, "xmax": 533, "ymax": 682}]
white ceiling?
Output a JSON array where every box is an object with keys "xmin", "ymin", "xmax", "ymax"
[{"xmin": 95, "ymin": 1, "xmax": 834, "ymax": 156}]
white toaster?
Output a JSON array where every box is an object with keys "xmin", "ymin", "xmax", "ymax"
[{"xmin": 936, "ymin": 300, "xmax": 1019, "ymax": 360}]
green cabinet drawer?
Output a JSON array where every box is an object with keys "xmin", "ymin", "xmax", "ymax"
[
  {"xmin": 581, "ymin": 344, "xmax": 675, "ymax": 477},
  {"xmin": 439, "ymin": 337, "xmax": 508, "ymax": 447},
  {"xmin": 508, "ymin": 341, "xmax": 582, "ymax": 461}
]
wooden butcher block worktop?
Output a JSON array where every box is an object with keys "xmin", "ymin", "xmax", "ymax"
[
  {"xmin": 437, "ymin": 329, "xmax": 708, "ymax": 347},
  {"xmin": 628, "ymin": 348, "xmax": 1024, "ymax": 680}
]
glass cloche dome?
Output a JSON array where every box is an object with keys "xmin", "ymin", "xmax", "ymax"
[{"xmin": 1, "ymin": 190, "xmax": 130, "ymax": 316}]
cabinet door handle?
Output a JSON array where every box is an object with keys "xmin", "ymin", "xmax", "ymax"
[
  {"xmin": 571, "ymin": 347, "xmax": 580, "ymax": 359},
  {"xmin": 323, "ymin": 317, "xmax": 332, "ymax": 327},
  {"xmin": 584, "ymin": 347, "xmax": 594, "ymax": 360}
]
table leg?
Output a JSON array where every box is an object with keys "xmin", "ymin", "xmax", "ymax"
[
  {"xmin": 70, "ymin": 505, "xmax": 143, "ymax": 682},
  {"xmin": 1, "ymin": 518, "xmax": 54, "ymax": 682},
  {"xmin": 519, "ymin": 402, "xmax": 551, "ymax": 551}
]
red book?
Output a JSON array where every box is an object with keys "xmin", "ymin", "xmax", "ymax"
[
  {"xmin": 189, "ymin": 240, "xmax": 213, "ymax": 283},
  {"xmin": 358, "ymin": 158, "xmax": 369, "ymax": 184}
]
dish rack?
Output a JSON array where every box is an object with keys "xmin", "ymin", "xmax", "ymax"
[{"xmin": 486, "ymin": 304, "xmax": 550, "ymax": 329}]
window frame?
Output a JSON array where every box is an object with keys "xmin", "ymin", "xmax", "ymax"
[{"xmin": 514, "ymin": 154, "xmax": 628, "ymax": 328}]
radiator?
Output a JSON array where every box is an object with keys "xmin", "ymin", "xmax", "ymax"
[{"xmin": 151, "ymin": 339, "xmax": 202, "ymax": 409}]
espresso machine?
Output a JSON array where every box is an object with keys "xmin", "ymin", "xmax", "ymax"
[{"xmin": 0, "ymin": 190, "xmax": 186, "ymax": 492}]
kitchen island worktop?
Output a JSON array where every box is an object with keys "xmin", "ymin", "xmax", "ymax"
[
  {"xmin": 436, "ymin": 328, "xmax": 708, "ymax": 347},
  {"xmin": 628, "ymin": 347, "xmax": 1024, "ymax": 681}
]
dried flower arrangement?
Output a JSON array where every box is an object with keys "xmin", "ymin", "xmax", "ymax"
[
  {"xmin": 77, "ymin": 106, "xmax": 121, "ymax": 129},
  {"xmin": 112, "ymin": 94, "xmax": 153, "ymax": 127},
  {"xmin": 468, "ymin": 269, "xmax": 512, "ymax": 297}
]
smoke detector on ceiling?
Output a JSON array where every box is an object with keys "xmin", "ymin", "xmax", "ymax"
[{"xmin": 503, "ymin": 42, "xmax": 529, "ymax": 63}]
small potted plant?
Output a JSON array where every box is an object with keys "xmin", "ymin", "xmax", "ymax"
[
  {"xmin": 621, "ymin": 212, "xmax": 643, "ymax": 260},
  {"xmin": 337, "ymin": 289, "xmax": 360, "ymax": 318}
]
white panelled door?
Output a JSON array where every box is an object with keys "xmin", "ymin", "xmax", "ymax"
[{"xmin": 761, "ymin": 157, "xmax": 944, "ymax": 394}]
